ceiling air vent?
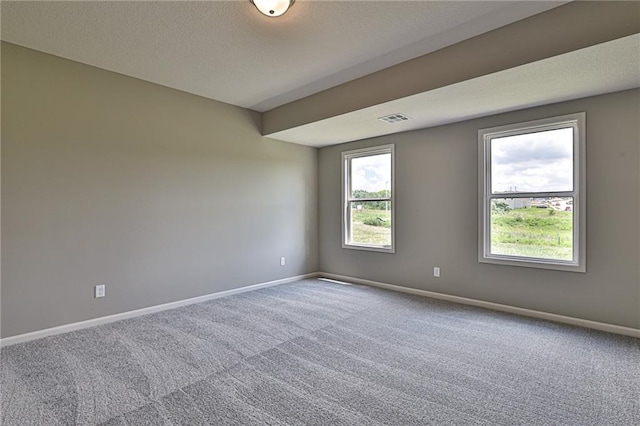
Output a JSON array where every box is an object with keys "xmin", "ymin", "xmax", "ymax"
[{"xmin": 378, "ymin": 113, "xmax": 411, "ymax": 124}]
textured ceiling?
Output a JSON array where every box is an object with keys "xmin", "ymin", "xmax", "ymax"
[{"xmin": 0, "ymin": 0, "xmax": 565, "ymax": 112}]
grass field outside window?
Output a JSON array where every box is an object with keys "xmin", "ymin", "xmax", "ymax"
[
  {"xmin": 351, "ymin": 206, "xmax": 392, "ymax": 246},
  {"xmin": 491, "ymin": 205, "xmax": 573, "ymax": 261}
]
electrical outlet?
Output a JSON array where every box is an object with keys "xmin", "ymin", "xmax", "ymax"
[
  {"xmin": 95, "ymin": 284, "xmax": 105, "ymax": 298},
  {"xmin": 280, "ymin": 257, "xmax": 286, "ymax": 266},
  {"xmin": 433, "ymin": 267, "xmax": 440, "ymax": 278}
]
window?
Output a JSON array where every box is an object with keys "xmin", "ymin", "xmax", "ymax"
[
  {"xmin": 478, "ymin": 113, "xmax": 585, "ymax": 272},
  {"xmin": 342, "ymin": 145, "xmax": 394, "ymax": 252}
]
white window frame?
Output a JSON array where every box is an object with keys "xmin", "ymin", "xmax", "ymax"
[
  {"xmin": 478, "ymin": 113, "xmax": 586, "ymax": 272},
  {"xmin": 342, "ymin": 144, "xmax": 395, "ymax": 253}
]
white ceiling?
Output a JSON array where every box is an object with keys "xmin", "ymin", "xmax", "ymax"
[{"xmin": 1, "ymin": 0, "xmax": 565, "ymax": 112}]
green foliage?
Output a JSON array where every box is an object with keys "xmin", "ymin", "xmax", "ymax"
[
  {"xmin": 354, "ymin": 208, "xmax": 391, "ymax": 229},
  {"xmin": 352, "ymin": 189, "xmax": 391, "ymax": 210},
  {"xmin": 491, "ymin": 207, "xmax": 573, "ymax": 260},
  {"xmin": 349, "ymin": 190, "xmax": 393, "ymax": 245},
  {"xmin": 353, "ymin": 189, "xmax": 390, "ymax": 199},
  {"xmin": 363, "ymin": 216, "xmax": 388, "ymax": 227},
  {"xmin": 491, "ymin": 200, "xmax": 511, "ymax": 214},
  {"xmin": 350, "ymin": 208, "xmax": 392, "ymax": 245},
  {"xmin": 496, "ymin": 211, "xmax": 572, "ymax": 232}
]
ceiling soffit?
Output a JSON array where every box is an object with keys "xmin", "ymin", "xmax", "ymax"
[{"xmin": 263, "ymin": 1, "xmax": 640, "ymax": 140}]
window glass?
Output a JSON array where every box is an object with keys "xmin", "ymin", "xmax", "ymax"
[
  {"xmin": 349, "ymin": 201, "xmax": 392, "ymax": 247},
  {"xmin": 490, "ymin": 197, "xmax": 573, "ymax": 261},
  {"xmin": 479, "ymin": 113, "xmax": 585, "ymax": 272},
  {"xmin": 342, "ymin": 146, "xmax": 394, "ymax": 252},
  {"xmin": 350, "ymin": 153, "xmax": 392, "ymax": 196},
  {"xmin": 491, "ymin": 127, "xmax": 573, "ymax": 194}
]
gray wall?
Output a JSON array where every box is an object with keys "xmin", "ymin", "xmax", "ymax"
[
  {"xmin": 319, "ymin": 89, "xmax": 640, "ymax": 329},
  {"xmin": 1, "ymin": 43, "xmax": 318, "ymax": 338},
  {"xmin": 2, "ymin": 42, "xmax": 639, "ymax": 338}
]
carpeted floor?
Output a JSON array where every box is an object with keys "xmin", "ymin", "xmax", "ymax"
[{"xmin": 1, "ymin": 278, "xmax": 639, "ymax": 425}]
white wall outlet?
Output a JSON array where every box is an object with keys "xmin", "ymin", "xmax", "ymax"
[
  {"xmin": 95, "ymin": 284, "xmax": 106, "ymax": 298},
  {"xmin": 433, "ymin": 267, "xmax": 441, "ymax": 278},
  {"xmin": 280, "ymin": 257, "xmax": 286, "ymax": 266}
]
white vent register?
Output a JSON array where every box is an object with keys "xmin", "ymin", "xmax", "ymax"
[{"xmin": 378, "ymin": 113, "xmax": 410, "ymax": 124}]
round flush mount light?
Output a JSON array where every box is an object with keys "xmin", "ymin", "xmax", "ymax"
[{"xmin": 250, "ymin": 0, "xmax": 295, "ymax": 17}]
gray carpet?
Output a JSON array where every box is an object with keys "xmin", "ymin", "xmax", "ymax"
[{"xmin": 1, "ymin": 278, "xmax": 639, "ymax": 425}]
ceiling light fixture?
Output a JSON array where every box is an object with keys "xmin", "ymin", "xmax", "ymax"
[{"xmin": 250, "ymin": 0, "xmax": 295, "ymax": 17}]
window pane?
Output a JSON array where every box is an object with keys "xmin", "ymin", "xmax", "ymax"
[
  {"xmin": 490, "ymin": 197, "xmax": 573, "ymax": 261},
  {"xmin": 351, "ymin": 153, "xmax": 391, "ymax": 198},
  {"xmin": 349, "ymin": 201, "xmax": 391, "ymax": 246},
  {"xmin": 491, "ymin": 127, "xmax": 573, "ymax": 193}
]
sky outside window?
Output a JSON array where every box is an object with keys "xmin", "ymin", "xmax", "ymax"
[
  {"xmin": 351, "ymin": 153, "xmax": 391, "ymax": 195},
  {"xmin": 491, "ymin": 127, "xmax": 573, "ymax": 194}
]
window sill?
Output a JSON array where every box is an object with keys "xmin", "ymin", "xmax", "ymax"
[
  {"xmin": 479, "ymin": 255, "xmax": 585, "ymax": 273},
  {"xmin": 343, "ymin": 243, "xmax": 395, "ymax": 254}
]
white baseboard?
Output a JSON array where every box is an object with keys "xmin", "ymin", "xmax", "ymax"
[
  {"xmin": 319, "ymin": 272, "xmax": 640, "ymax": 339},
  {"xmin": 0, "ymin": 272, "xmax": 320, "ymax": 347},
  {"xmin": 3, "ymin": 271, "xmax": 637, "ymax": 347}
]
